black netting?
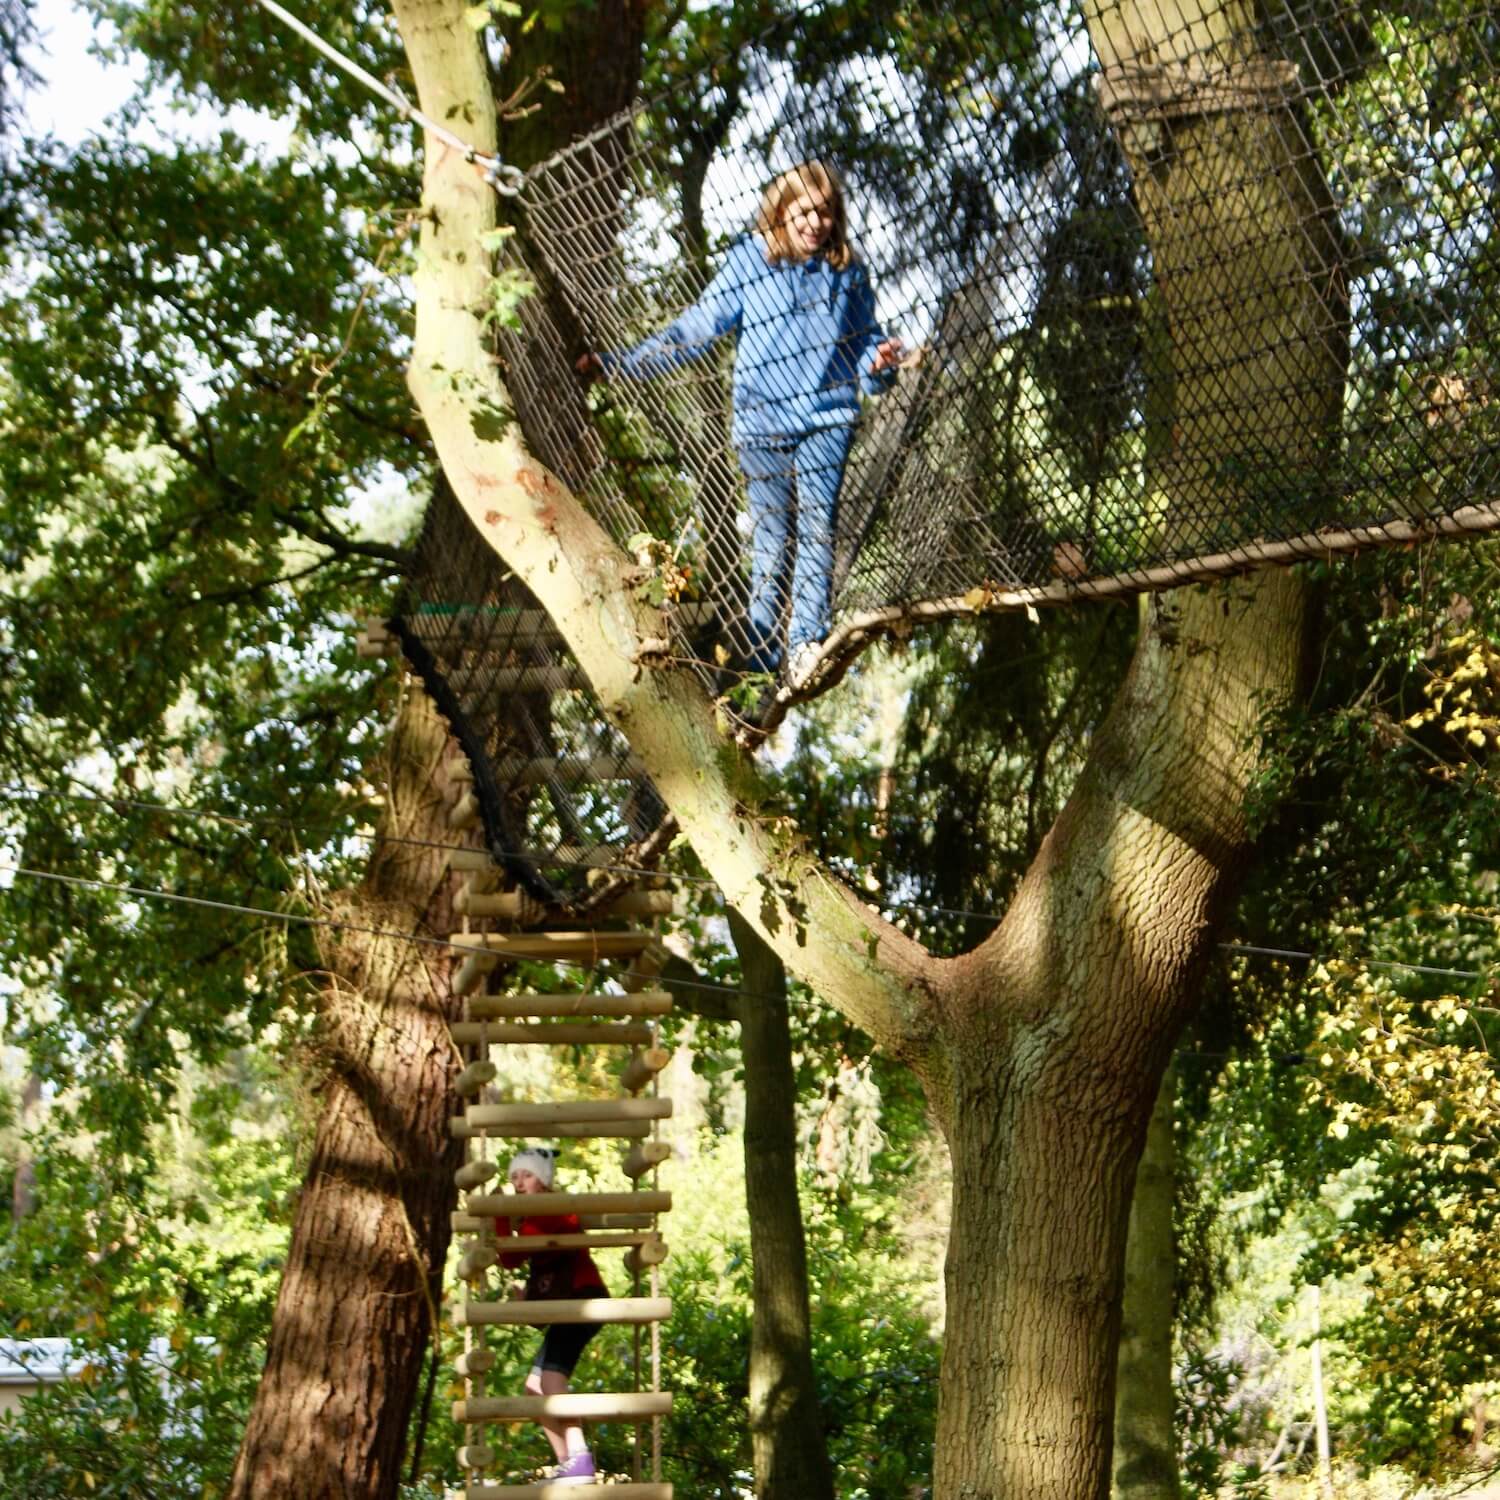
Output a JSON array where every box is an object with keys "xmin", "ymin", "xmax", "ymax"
[
  {"xmin": 393, "ymin": 481, "xmax": 672, "ymax": 896},
  {"xmin": 400, "ymin": 0, "xmax": 1500, "ymax": 769}
]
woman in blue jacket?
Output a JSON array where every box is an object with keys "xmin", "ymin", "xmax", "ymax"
[{"xmin": 579, "ymin": 161, "xmax": 903, "ymax": 687}]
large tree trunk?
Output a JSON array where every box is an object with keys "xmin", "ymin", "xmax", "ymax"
[
  {"xmin": 390, "ymin": 1, "xmax": 1342, "ymax": 1495},
  {"xmin": 10, "ymin": 1070, "xmax": 43, "ymax": 1221},
  {"xmin": 1113, "ymin": 1063, "xmax": 1181, "ymax": 1500},
  {"xmin": 729, "ymin": 911, "xmax": 837, "ymax": 1500},
  {"xmin": 929, "ymin": 570, "xmax": 1311, "ymax": 1498},
  {"xmin": 231, "ymin": 8, "xmax": 648, "ymax": 1488},
  {"xmin": 229, "ymin": 686, "xmax": 464, "ymax": 1500}
]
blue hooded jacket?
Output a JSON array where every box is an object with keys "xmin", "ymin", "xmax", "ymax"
[{"xmin": 600, "ymin": 236, "xmax": 895, "ymax": 447}]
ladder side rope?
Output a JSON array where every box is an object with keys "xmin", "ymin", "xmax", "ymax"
[{"xmin": 442, "ymin": 733, "xmax": 676, "ymax": 1496}]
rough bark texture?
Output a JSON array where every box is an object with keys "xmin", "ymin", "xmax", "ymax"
[
  {"xmin": 927, "ymin": 568, "xmax": 1310, "ymax": 1497},
  {"xmin": 228, "ymin": 687, "xmax": 464, "ymax": 1500},
  {"xmin": 1113, "ymin": 1062, "xmax": 1181, "ymax": 1500},
  {"xmin": 389, "ymin": 2, "xmax": 1342, "ymax": 1495},
  {"xmin": 729, "ymin": 911, "xmax": 837, "ymax": 1500}
]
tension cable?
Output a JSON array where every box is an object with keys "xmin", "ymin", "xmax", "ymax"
[{"xmin": 251, "ymin": 0, "xmax": 526, "ymax": 195}]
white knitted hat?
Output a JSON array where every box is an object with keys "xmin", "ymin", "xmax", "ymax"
[{"xmin": 508, "ymin": 1147, "xmax": 557, "ymax": 1188}]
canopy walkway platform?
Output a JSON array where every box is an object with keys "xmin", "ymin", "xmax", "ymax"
[
  {"xmin": 385, "ymin": 0, "xmax": 1499, "ymax": 756},
  {"xmin": 444, "ymin": 0, "xmax": 1498, "ymax": 701}
]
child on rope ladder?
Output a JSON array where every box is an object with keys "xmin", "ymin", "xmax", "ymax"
[
  {"xmin": 577, "ymin": 160, "xmax": 904, "ymax": 690},
  {"xmin": 495, "ymin": 1147, "xmax": 606, "ymax": 1487}
]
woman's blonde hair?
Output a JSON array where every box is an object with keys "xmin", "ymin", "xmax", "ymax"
[{"xmin": 755, "ymin": 161, "xmax": 853, "ymax": 270}]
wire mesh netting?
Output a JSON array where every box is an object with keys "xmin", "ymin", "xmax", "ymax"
[{"xmin": 396, "ymin": 0, "xmax": 1500, "ymax": 871}]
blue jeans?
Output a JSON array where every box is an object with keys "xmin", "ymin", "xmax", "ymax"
[{"xmin": 739, "ymin": 424, "xmax": 855, "ymax": 671}]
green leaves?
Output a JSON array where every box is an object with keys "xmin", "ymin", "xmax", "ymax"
[{"xmin": 480, "ymin": 265, "xmax": 535, "ymax": 331}]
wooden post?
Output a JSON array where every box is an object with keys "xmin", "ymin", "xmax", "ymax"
[
  {"xmin": 619, "ymin": 1047, "xmax": 671, "ymax": 1094},
  {"xmin": 622, "ymin": 1141, "xmax": 671, "ymax": 1179}
]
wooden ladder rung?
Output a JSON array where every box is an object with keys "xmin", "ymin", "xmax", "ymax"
[
  {"xmin": 454, "ymin": 952, "xmax": 501, "ymax": 996},
  {"xmin": 450, "ymin": 932, "xmax": 655, "ymax": 962},
  {"xmin": 449, "ymin": 1021, "xmax": 654, "ymax": 1046},
  {"xmin": 469, "ymin": 992, "xmax": 672, "ymax": 1019},
  {"xmin": 453, "ymin": 1391, "xmax": 673, "ymax": 1424},
  {"xmin": 476, "ymin": 1230, "xmax": 662, "ymax": 1253},
  {"xmin": 453, "ymin": 1295, "xmax": 671, "ymax": 1328},
  {"xmin": 451, "ymin": 1117, "xmax": 653, "ymax": 1140},
  {"xmin": 457, "ymin": 889, "xmax": 674, "ymax": 921},
  {"xmin": 448, "ymin": 789, "xmax": 482, "ymax": 830},
  {"xmin": 623, "ymin": 1141, "xmax": 671, "ymax": 1180},
  {"xmin": 620, "ymin": 1047, "xmax": 671, "ymax": 1094},
  {"xmin": 464, "ymin": 1098, "xmax": 672, "ymax": 1128},
  {"xmin": 466, "ymin": 1482, "xmax": 673, "ymax": 1498},
  {"xmin": 452, "ymin": 1210, "xmax": 656, "ymax": 1234},
  {"xmin": 468, "ymin": 1189, "xmax": 670, "ymax": 1218},
  {"xmin": 449, "ymin": 848, "xmax": 501, "ymax": 875}
]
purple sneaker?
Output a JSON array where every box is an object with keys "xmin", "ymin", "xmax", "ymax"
[{"xmin": 550, "ymin": 1449, "xmax": 596, "ymax": 1486}]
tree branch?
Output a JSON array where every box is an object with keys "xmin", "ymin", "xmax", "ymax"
[
  {"xmin": 390, "ymin": 0, "xmax": 944, "ymax": 1072},
  {"xmin": 145, "ymin": 409, "xmax": 416, "ymax": 570}
]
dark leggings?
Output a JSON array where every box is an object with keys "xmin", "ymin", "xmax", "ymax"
[{"xmin": 531, "ymin": 1320, "xmax": 601, "ymax": 1378}]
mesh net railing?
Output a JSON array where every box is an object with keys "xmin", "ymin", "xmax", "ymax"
[
  {"xmin": 395, "ymin": 0, "xmax": 1500, "ymax": 863},
  {"xmin": 494, "ymin": 0, "xmax": 1499, "ymax": 674}
]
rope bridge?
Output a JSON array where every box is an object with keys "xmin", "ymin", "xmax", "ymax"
[{"xmin": 445, "ymin": 0, "xmax": 1500, "ymax": 703}]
